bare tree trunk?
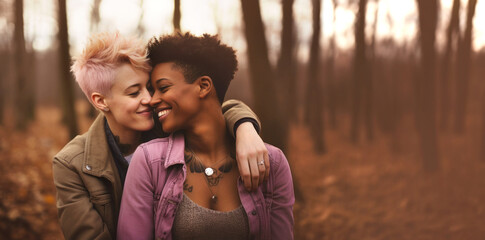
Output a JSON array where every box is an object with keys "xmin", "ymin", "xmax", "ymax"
[
  {"xmin": 240, "ymin": 0, "xmax": 288, "ymax": 151},
  {"xmin": 304, "ymin": 0, "xmax": 325, "ymax": 153},
  {"xmin": 14, "ymin": 0, "xmax": 29, "ymax": 130},
  {"xmin": 25, "ymin": 49, "xmax": 36, "ymax": 121},
  {"xmin": 454, "ymin": 0, "xmax": 477, "ymax": 134},
  {"xmin": 327, "ymin": 0, "xmax": 338, "ymax": 129},
  {"xmin": 277, "ymin": 0, "xmax": 297, "ymax": 124},
  {"xmin": 173, "ymin": 0, "xmax": 181, "ymax": 32},
  {"xmin": 90, "ymin": 0, "xmax": 102, "ymax": 32},
  {"xmin": 241, "ymin": 0, "xmax": 303, "ymax": 202},
  {"xmin": 439, "ymin": 0, "xmax": 460, "ymax": 131},
  {"xmin": 482, "ymin": 90, "xmax": 485, "ymax": 161},
  {"xmin": 86, "ymin": 0, "xmax": 103, "ymax": 119},
  {"xmin": 351, "ymin": 0, "xmax": 369, "ymax": 143},
  {"xmin": 365, "ymin": 0, "xmax": 378, "ymax": 141},
  {"xmin": 137, "ymin": 0, "xmax": 146, "ymax": 35},
  {"xmin": 0, "ymin": 49, "xmax": 7, "ymax": 125},
  {"xmin": 416, "ymin": 0, "xmax": 440, "ymax": 171},
  {"xmin": 58, "ymin": 0, "xmax": 79, "ymax": 139},
  {"xmin": 389, "ymin": 56, "xmax": 401, "ymax": 153},
  {"xmin": 0, "ymin": 32, "xmax": 11, "ymax": 125}
]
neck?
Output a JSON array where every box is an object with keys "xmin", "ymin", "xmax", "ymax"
[
  {"xmin": 105, "ymin": 115, "xmax": 141, "ymax": 156},
  {"xmin": 184, "ymin": 104, "xmax": 231, "ymax": 164}
]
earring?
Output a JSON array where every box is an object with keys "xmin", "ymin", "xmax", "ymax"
[{"xmin": 102, "ymin": 107, "xmax": 109, "ymax": 112}]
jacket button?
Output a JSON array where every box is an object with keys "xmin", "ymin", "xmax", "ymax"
[
  {"xmin": 86, "ymin": 165, "xmax": 92, "ymax": 171},
  {"xmin": 251, "ymin": 210, "xmax": 257, "ymax": 215}
]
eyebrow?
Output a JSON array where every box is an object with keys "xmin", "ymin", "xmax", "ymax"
[
  {"xmin": 154, "ymin": 78, "xmax": 170, "ymax": 84},
  {"xmin": 124, "ymin": 83, "xmax": 141, "ymax": 92}
]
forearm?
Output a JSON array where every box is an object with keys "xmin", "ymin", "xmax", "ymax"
[
  {"xmin": 223, "ymin": 99, "xmax": 269, "ymax": 191},
  {"xmin": 222, "ymin": 99, "xmax": 261, "ymax": 137}
]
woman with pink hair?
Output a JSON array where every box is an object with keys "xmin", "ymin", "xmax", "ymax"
[{"xmin": 52, "ymin": 32, "xmax": 268, "ymax": 240}]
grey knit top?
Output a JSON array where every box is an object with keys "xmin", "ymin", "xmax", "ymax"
[{"xmin": 172, "ymin": 193, "xmax": 249, "ymax": 240}]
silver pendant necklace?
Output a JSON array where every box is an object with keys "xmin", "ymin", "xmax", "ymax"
[
  {"xmin": 206, "ymin": 181, "xmax": 218, "ymax": 203},
  {"xmin": 186, "ymin": 147, "xmax": 234, "ymax": 203},
  {"xmin": 204, "ymin": 167, "xmax": 215, "ymax": 176}
]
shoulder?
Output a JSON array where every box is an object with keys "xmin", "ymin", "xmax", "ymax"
[
  {"xmin": 261, "ymin": 144, "xmax": 294, "ymax": 200},
  {"xmin": 264, "ymin": 143, "xmax": 289, "ymax": 173},
  {"xmin": 138, "ymin": 137, "xmax": 171, "ymax": 150},
  {"xmin": 53, "ymin": 133, "xmax": 87, "ymax": 166},
  {"xmin": 133, "ymin": 136, "xmax": 173, "ymax": 165}
]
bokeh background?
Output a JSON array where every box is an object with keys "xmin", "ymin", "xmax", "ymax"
[{"xmin": 1, "ymin": 0, "xmax": 485, "ymax": 239}]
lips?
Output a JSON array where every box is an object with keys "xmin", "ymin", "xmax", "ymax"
[{"xmin": 137, "ymin": 109, "xmax": 153, "ymax": 117}]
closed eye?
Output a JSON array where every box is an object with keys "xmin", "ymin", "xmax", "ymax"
[
  {"xmin": 128, "ymin": 91, "xmax": 140, "ymax": 97},
  {"xmin": 158, "ymin": 86, "xmax": 170, "ymax": 93}
]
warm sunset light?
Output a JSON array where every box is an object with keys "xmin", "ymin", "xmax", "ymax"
[
  {"xmin": 1, "ymin": 0, "xmax": 485, "ymax": 239},
  {"xmin": 13, "ymin": 0, "xmax": 485, "ymax": 53}
]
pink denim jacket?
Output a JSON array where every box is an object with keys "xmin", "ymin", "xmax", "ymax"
[{"xmin": 117, "ymin": 132, "xmax": 294, "ymax": 240}]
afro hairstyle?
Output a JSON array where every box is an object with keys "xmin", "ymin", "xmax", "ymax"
[{"xmin": 147, "ymin": 32, "xmax": 238, "ymax": 103}]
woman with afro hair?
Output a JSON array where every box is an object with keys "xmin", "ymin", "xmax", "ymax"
[{"xmin": 117, "ymin": 33, "xmax": 294, "ymax": 240}]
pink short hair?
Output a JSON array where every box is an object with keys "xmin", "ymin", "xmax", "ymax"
[{"xmin": 71, "ymin": 32, "xmax": 151, "ymax": 102}]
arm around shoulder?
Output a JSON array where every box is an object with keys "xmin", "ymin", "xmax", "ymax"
[
  {"xmin": 223, "ymin": 99, "xmax": 269, "ymax": 191},
  {"xmin": 222, "ymin": 99, "xmax": 261, "ymax": 137}
]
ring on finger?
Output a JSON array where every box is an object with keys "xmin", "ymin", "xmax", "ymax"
[{"xmin": 258, "ymin": 160, "xmax": 264, "ymax": 166}]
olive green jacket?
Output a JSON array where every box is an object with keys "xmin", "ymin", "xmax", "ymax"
[{"xmin": 52, "ymin": 100, "xmax": 260, "ymax": 240}]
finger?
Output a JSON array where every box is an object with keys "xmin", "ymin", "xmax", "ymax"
[
  {"xmin": 237, "ymin": 155, "xmax": 252, "ymax": 191},
  {"xmin": 263, "ymin": 151, "xmax": 270, "ymax": 182},
  {"xmin": 248, "ymin": 155, "xmax": 260, "ymax": 192},
  {"xmin": 257, "ymin": 155, "xmax": 265, "ymax": 186}
]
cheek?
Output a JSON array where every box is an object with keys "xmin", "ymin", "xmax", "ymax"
[
  {"xmin": 128, "ymin": 100, "xmax": 141, "ymax": 112},
  {"xmin": 114, "ymin": 99, "xmax": 139, "ymax": 117},
  {"xmin": 179, "ymin": 86, "xmax": 199, "ymax": 104},
  {"xmin": 166, "ymin": 87, "xmax": 196, "ymax": 105}
]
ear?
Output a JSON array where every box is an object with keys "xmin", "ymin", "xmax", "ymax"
[
  {"xmin": 91, "ymin": 92, "xmax": 110, "ymax": 112},
  {"xmin": 197, "ymin": 76, "xmax": 213, "ymax": 98}
]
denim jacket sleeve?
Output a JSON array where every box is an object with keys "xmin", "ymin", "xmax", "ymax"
[
  {"xmin": 117, "ymin": 146, "xmax": 155, "ymax": 240},
  {"xmin": 268, "ymin": 146, "xmax": 295, "ymax": 240}
]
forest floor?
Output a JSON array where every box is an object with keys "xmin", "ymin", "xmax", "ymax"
[
  {"xmin": 291, "ymin": 116, "xmax": 485, "ymax": 240},
  {"xmin": 1, "ymin": 105, "xmax": 484, "ymax": 239}
]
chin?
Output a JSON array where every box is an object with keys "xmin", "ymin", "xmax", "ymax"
[
  {"xmin": 162, "ymin": 127, "xmax": 175, "ymax": 134},
  {"xmin": 137, "ymin": 121, "xmax": 154, "ymax": 132},
  {"xmin": 161, "ymin": 122, "xmax": 178, "ymax": 134}
]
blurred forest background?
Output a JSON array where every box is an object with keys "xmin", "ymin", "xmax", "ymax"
[{"xmin": 1, "ymin": 0, "xmax": 485, "ymax": 239}]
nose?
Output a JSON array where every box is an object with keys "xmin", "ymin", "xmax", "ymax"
[
  {"xmin": 149, "ymin": 92, "xmax": 161, "ymax": 107},
  {"xmin": 141, "ymin": 89, "xmax": 152, "ymax": 105}
]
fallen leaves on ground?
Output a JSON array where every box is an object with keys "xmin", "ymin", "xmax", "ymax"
[{"xmin": 1, "ymin": 106, "xmax": 485, "ymax": 240}]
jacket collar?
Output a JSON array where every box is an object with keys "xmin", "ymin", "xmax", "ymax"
[
  {"xmin": 164, "ymin": 132, "xmax": 186, "ymax": 168},
  {"xmin": 82, "ymin": 114, "xmax": 120, "ymax": 183}
]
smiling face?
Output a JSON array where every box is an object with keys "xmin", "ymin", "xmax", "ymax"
[
  {"xmin": 104, "ymin": 63, "xmax": 154, "ymax": 133},
  {"xmin": 150, "ymin": 62, "xmax": 201, "ymax": 133}
]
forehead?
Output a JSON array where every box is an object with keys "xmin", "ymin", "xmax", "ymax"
[
  {"xmin": 151, "ymin": 62, "xmax": 185, "ymax": 82},
  {"xmin": 113, "ymin": 63, "xmax": 149, "ymax": 89}
]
